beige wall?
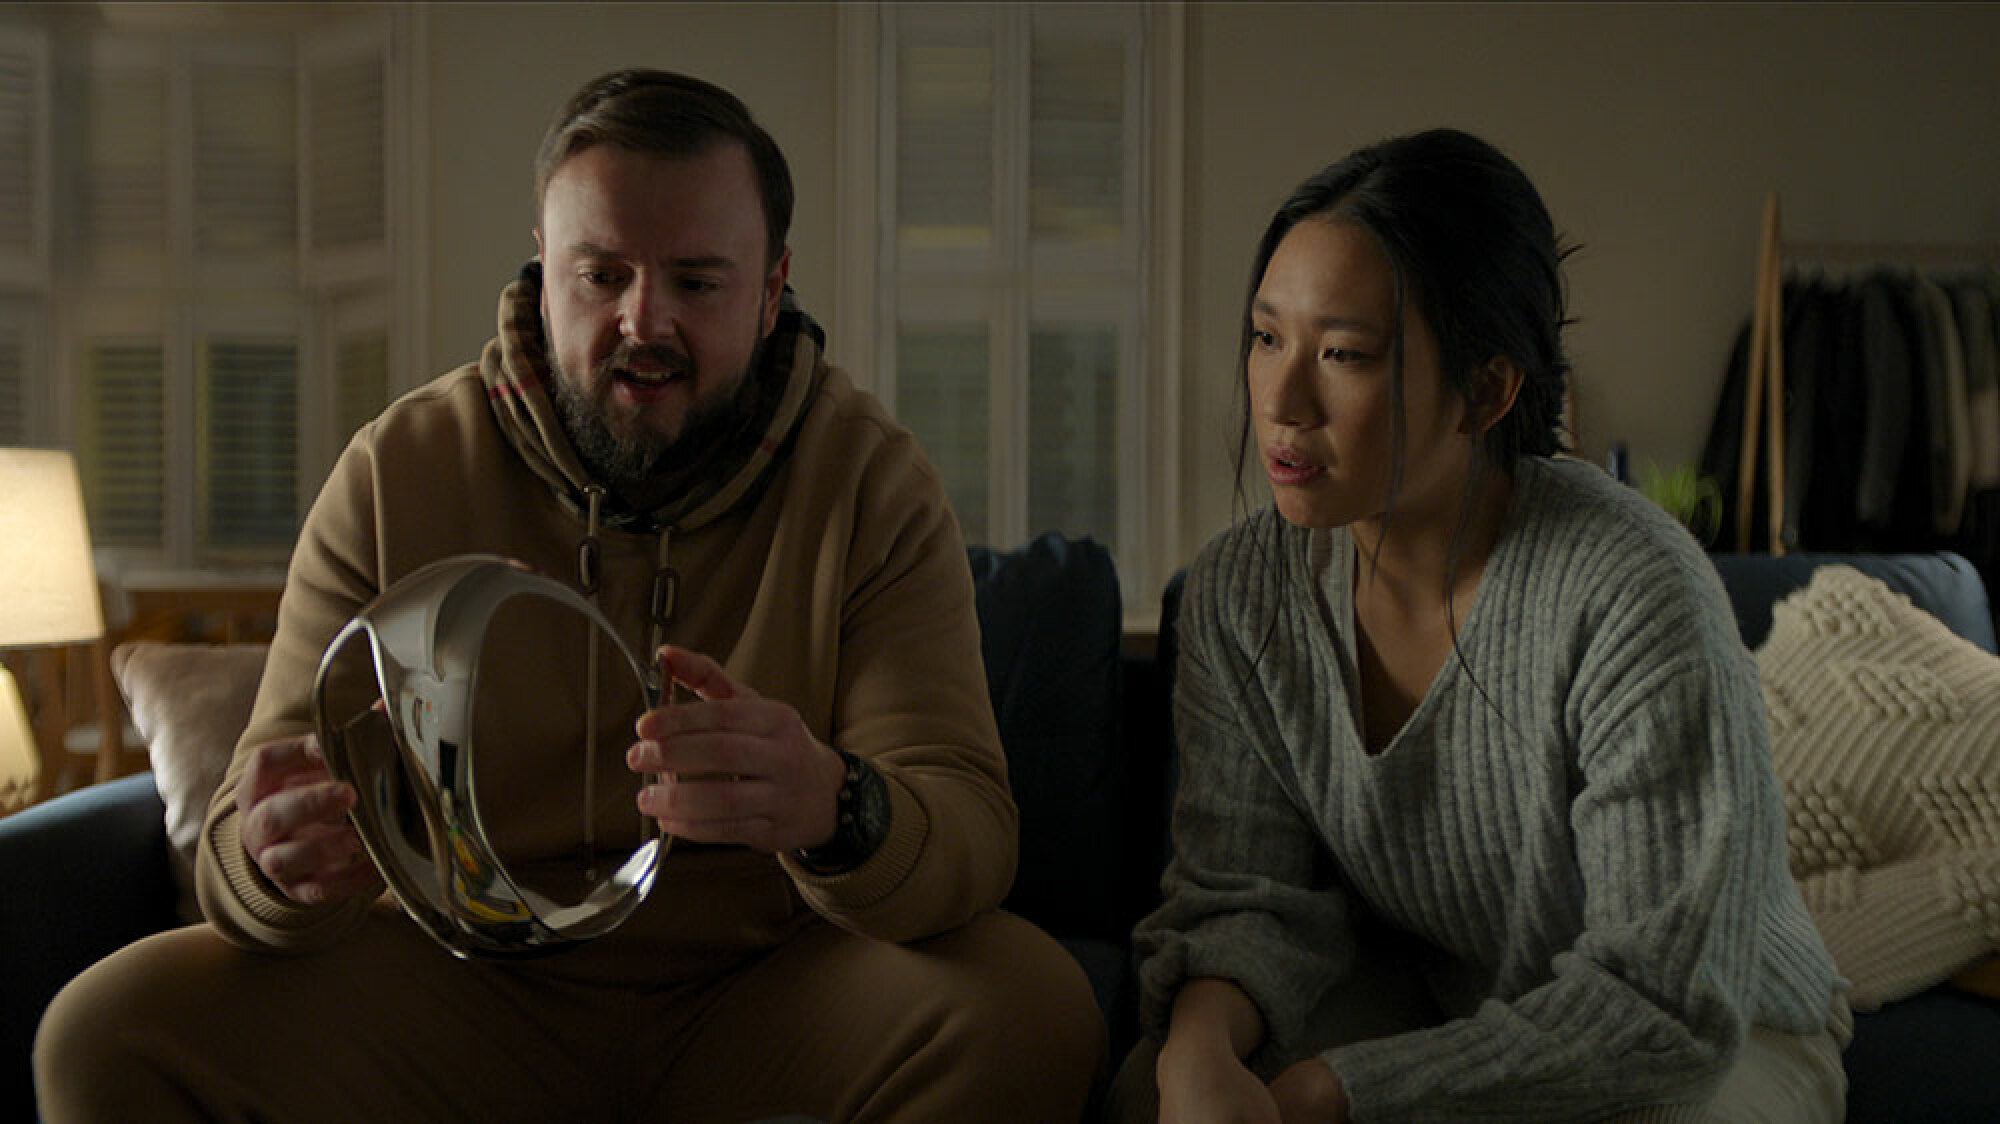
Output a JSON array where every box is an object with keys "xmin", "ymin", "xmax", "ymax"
[
  {"xmin": 415, "ymin": 2, "xmax": 2000, "ymax": 575},
  {"xmin": 422, "ymin": 2, "xmax": 839, "ymax": 377},
  {"xmin": 1177, "ymin": 2, "xmax": 2000, "ymax": 561}
]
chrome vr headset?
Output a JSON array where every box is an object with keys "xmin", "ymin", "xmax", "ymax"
[{"xmin": 312, "ymin": 555, "xmax": 666, "ymax": 959}]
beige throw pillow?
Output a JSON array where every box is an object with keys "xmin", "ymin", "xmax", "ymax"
[
  {"xmin": 112, "ymin": 641, "xmax": 268, "ymax": 924},
  {"xmin": 1760, "ymin": 566, "xmax": 2000, "ymax": 1010}
]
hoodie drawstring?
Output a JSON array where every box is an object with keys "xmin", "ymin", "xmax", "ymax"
[
  {"xmin": 579, "ymin": 487, "xmax": 606, "ymax": 877},
  {"xmin": 576, "ymin": 506, "xmax": 680, "ymax": 879}
]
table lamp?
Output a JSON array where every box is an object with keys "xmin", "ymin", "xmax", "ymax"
[{"xmin": 0, "ymin": 448, "xmax": 106, "ymax": 812}]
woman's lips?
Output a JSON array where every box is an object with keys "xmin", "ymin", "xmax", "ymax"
[{"xmin": 1266, "ymin": 448, "xmax": 1325, "ymax": 486}]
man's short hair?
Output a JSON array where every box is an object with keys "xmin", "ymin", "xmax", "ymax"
[{"xmin": 533, "ymin": 68, "xmax": 794, "ymax": 266}]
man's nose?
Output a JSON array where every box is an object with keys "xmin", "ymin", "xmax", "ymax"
[{"xmin": 620, "ymin": 276, "xmax": 678, "ymax": 345}]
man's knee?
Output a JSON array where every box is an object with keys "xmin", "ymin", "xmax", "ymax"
[
  {"xmin": 911, "ymin": 912, "xmax": 1105, "ymax": 1090},
  {"xmin": 34, "ymin": 927, "xmax": 219, "ymax": 1117}
]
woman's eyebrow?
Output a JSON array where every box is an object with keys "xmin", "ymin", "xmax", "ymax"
[{"xmin": 1252, "ymin": 297, "xmax": 1382, "ymax": 335}]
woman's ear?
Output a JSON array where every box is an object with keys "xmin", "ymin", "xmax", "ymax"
[{"xmin": 1462, "ymin": 357, "xmax": 1525, "ymax": 436}]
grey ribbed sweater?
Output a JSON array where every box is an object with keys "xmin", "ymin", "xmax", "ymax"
[{"xmin": 1136, "ymin": 456, "xmax": 1839, "ymax": 1122}]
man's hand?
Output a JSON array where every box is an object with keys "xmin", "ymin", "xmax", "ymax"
[
  {"xmin": 1157, "ymin": 1033, "xmax": 1281, "ymax": 1124},
  {"xmin": 238, "ymin": 735, "xmax": 382, "ymax": 906},
  {"xmin": 1269, "ymin": 1057, "xmax": 1348, "ymax": 1124},
  {"xmin": 626, "ymin": 645, "xmax": 847, "ymax": 853}
]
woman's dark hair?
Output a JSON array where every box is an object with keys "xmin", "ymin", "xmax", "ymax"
[
  {"xmin": 1232, "ymin": 127, "xmax": 1574, "ymax": 533},
  {"xmin": 534, "ymin": 68, "xmax": 794, "ymax": 267},
  {"xmin": 1233, "ymin": 129, "xmax": 1577, "ymax": 708}
]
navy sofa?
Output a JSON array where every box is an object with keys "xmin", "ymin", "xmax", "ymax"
[{"xmin": 5, "ymin": 538, "xmax": 1999, "ymax": 1120}]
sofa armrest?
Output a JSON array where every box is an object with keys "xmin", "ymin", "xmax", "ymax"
[{"xmin": 0, "ymin": 773, "xmax": 178, "ymax": 1122}]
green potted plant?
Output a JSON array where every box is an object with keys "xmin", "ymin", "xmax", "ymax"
[{"xmin": 1637, "ymin": 462, "xmax": 1722, "ymax": 548}]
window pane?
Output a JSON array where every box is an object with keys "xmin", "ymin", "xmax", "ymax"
[
  {"xmin": 897, "ymin": 326, "xmax": 989, "ymax": 543},
  {"xmin": 194, "ymin": 60, "xmax": 296, "ymax": 261},
  {"xmin": 306, "ymin": 54, "xmax": 385, "ymax": 253},
  {"xmin": 896, "ymin": 30, "xmax": 992, "ymax": 252},
  {"xmin": 0, "ymin": 318, "xmax": 22, "ymax": 444},
  {"xmin": 0, "ymin": 37, "xmax": 41, "ymax": 261},
  {"xmin": 201, "ymin": 336, "xmax": 297, "ymax": 551},
  {"xmin": 1028, "ymin": 325, "xmax": 1117, "ymax": 546},
  {"xmin": 1029, "ymin": 29, "xmax": 1123, "ymax": 244},
  {"xmin": 78, "ymin": 339, "xmax": 165, "ymax": 547},
  {"xmin": 83, "ymin": 61, "xmax": 167, "ymax": 271},
  {"xmin": 335, "ymin": 328, "xmax": 389, "ymax": 445}
]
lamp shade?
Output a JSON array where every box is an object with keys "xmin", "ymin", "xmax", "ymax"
[{"xmin": 0, "ymin": 448, "xmax": 105, "ymax": 647}]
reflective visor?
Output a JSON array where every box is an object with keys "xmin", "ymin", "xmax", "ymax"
[{"xmin": 312, "ymin": 554, "xmax": 665, "ymax": 959}]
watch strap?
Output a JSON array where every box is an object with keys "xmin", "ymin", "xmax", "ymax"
[{"xmin": 795, "ymin": 746, "xmax": 889, "ymax": 874}]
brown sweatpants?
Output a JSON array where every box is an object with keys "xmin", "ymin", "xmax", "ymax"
[{"xmin": 35, "ymin": 855, "xmax": 1102, "ymax": 1124}]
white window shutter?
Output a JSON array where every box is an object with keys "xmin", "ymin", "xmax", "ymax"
[
  {"xmin": 0, "ymin": 311, "xmax": 26, "ymax": 445},
  {"xmin": 893, "ymin": 8, "xmax": 997, "ymax": 257},
  {"xmin": 78, "ymin": 42, "xmax": 169, "ymax": 285},
  {"xmin": 0, "ymin": 28, "xmax": 49, "ymax": 289},
  {"xmin": 1026, "ymin": 322, "xmax": 1119, "ymax": 543},
  {"xmin": 1028, "ymin": 20, "xmax": 1125, "ymax": 246},
  {"xmin": 199, "ymin": 333, "xmax": 298, "ymax": 553},
  {"xmin": 881, "ymin": 4, "xmax": 1146, "ymax": 564},
  {"xmin": 299, "ymin": 27, "xmax": 387, "ymax": 287},
  {"xmin": 192, "ymin": 50, "xmax": 297, "ymax": 277},
  {"xmin": 78, "ymin": 336, "xmax": 168, "ymax": 548},
  {"xmin": 896, "ymin": 325, "xmax": 992, "ymax": 544}
]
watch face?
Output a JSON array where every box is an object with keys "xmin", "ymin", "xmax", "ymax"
[
  {"xmin": 849, "ymin": 760, "xmax": 892, "ymax": 847},
  {"xmin": 804, "ymin": 752, "xmax": 892, "ymax": 872}
]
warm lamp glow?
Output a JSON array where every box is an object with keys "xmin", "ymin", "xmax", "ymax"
[
  {"xmin": 0, "ymin": 448, "xmax": 105, "ymax": 809},
  {"xmin": 0, "ymin": 670, "xmax": 36, "ymax": 812},
  {"xmin": 0, "ymin": 448, "xmax": 105, "ymax": 647}
]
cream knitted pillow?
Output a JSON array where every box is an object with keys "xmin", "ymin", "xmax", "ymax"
[{"xmin": 1760, "ymin": 566, "xmax": 2000, "ymax": 1011}]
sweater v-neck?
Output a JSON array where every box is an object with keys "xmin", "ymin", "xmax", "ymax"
[{"xmin": 1311, "ymin": 465, "xmax": 1535, "ymax": 761}]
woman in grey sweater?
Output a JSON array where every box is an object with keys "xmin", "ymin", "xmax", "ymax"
[{"xmin": 1119, "ymin": 130, "xmax": 1847, "ymax": 1123}]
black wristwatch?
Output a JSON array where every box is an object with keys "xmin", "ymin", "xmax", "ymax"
[{"xmin": 795, "ymin": 746, "xmax": 891, "ymax": 874}]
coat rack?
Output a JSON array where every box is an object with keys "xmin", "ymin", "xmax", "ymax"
[
  {"xmin": 1735, "ymin": 194, "xmax": 2000, "ymax": 555},
  {"xmin": 1735, "ymin": 192, "xmax": 1787, "ymax": 555}
]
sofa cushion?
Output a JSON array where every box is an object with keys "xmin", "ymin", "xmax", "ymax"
[
  {"xmin": 967, "ymin": 534, "xmax": 1131, "ymax": 942},
  {"xmin": 1844, "ymin": 986, "xmax": 2000, "ymax": 1123},
  {"xmin": 1758, "ymin": 567, "xmax": 2000, "ymax": 1009},
  {"xmin": 111, "ymin": 641, "xmax": 268, "ymax": 923}
]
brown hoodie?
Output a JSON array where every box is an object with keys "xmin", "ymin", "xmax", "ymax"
[{"xmin": 194, "ymin": 274, "xmax": 1015, "ymax": 970}]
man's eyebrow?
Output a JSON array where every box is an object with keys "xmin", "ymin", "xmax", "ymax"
[
  {"xmin": 569, "ymin": 242, "xmax": 738, "ymax": 271},
  {"xmin": 1250, "ymin": 298, "xmax": 1381, "ymax": 334}
]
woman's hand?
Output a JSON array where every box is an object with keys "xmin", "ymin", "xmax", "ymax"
[
  {"xmin": 1158, "ymin": 977, "xmax": 1282, "ymax": 1123},
  {"xmin": 1157, "ymin": 1033, "xmax": 1281, "ymax": 1124},
  {"xmin": 1269, "ymin": 1057, "xmax": 1349, "ymax": 1124}
]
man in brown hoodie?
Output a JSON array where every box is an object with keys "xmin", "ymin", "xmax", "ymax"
[{"xmin": 36, "ymin": 68, "xmax": 1101, "ymax": 1124}]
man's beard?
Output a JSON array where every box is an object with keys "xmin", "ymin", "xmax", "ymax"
[{"xmin": 547, "ymin": 328, "xmax": 765, "ymax": 509}]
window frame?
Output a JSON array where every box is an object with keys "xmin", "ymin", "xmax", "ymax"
[
  {"xmin": 0, "ymin": 24, "xmax": 52, "ymax": 293},
  {"xmin": 17, "ymin": 8, "xmax": 418, "ymax": 573},
  {"xmin": 839, "ymin": 1, "xmax": 1184, "ymax": 613}
]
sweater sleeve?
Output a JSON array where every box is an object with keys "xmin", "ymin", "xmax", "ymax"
[
  {"xmin": 1133, "ymin": 555, "xmax": 1354, "ymax": 1059},
  {"xmin": 1329, "ymin": 646, "xmax": 1775, "ymax": 1122},
  {"xmin": 193, "ymin": 429, "xmax": 387, "ymax": 952},
  {"xmin": 778, "ymin": 426, "xmax": 1017, "ymax": 943}
]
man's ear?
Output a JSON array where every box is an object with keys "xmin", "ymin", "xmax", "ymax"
[
  {"xmin": 762, "ymin": 246, "xmax": 792, "ymax": 338},
  {"xmin": 1462, "ymin": 357, "xmax": 1525, "ymax": 436},
  {"xmin": 532, "ymin": 228, "xmax": 548, "ymax": 320}
]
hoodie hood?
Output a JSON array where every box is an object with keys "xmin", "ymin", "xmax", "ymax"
[{"xmin": 478, "ymin": 261, "xmax": 828, "ymax": 534}]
